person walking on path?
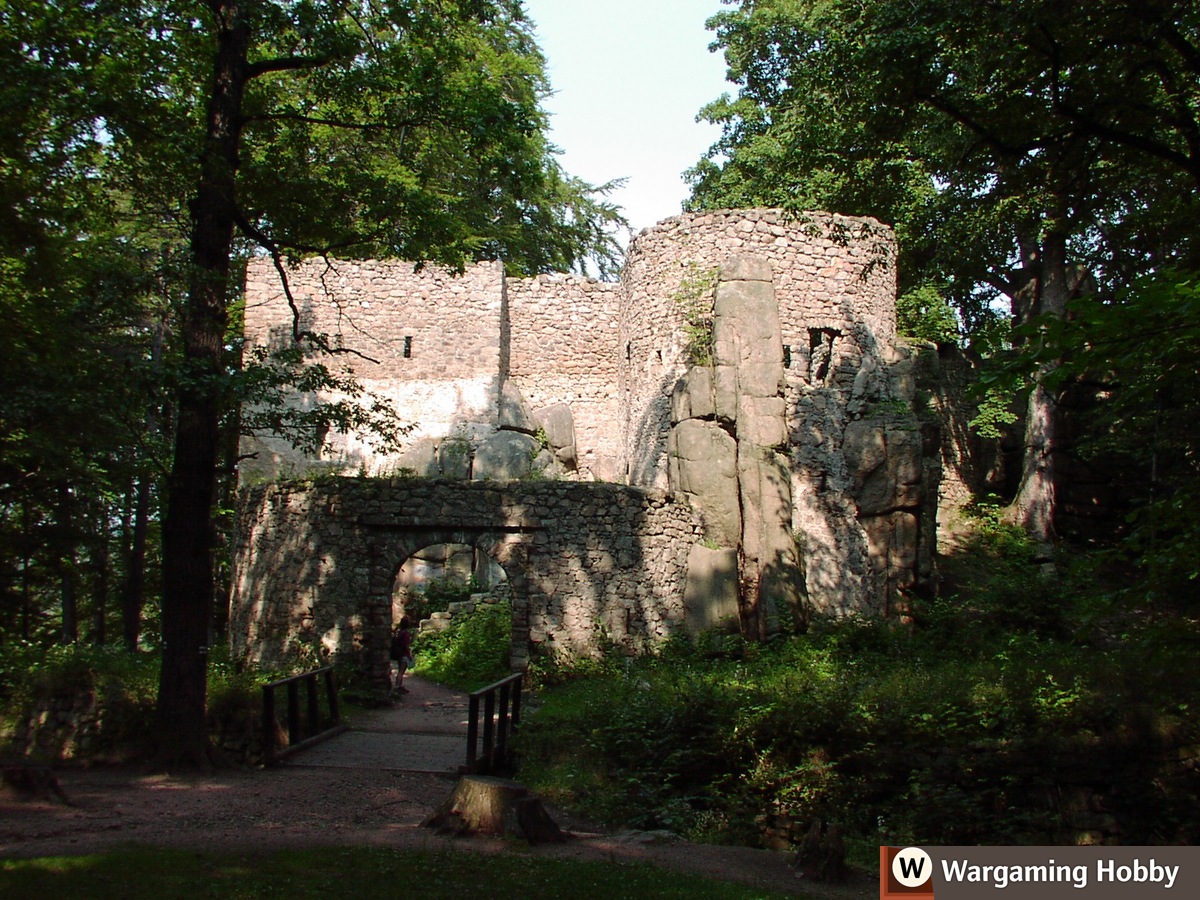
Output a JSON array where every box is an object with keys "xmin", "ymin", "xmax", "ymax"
[{"xmin": 390, "ymin": 617, "xmax": 414, "ymax": 694}]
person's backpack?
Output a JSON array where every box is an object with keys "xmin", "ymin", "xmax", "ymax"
[{"xmin": 390, "ymin": 631, "xmax": 404, "ymax": 661}]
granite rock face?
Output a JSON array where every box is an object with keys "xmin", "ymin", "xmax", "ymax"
[{"xmin": 669, "ymin": 257, "xmax": 806, "ymax": 639}]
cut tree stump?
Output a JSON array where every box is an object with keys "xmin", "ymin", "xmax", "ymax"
[
  {"xmin": 1, "ymin": 761, "xmax": 72, "ymax": 805},
  {"xmin": 422, "ymin": 775, "xmax": 567, "ymax": 844}
]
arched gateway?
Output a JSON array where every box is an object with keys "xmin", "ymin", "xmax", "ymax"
[{"xmin": 229, "ymin": 479, "xmax": 704, "ymax": 682}]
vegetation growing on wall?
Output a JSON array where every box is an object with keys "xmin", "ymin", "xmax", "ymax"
[{"xmin": 671, "ymin": 264, "xmax": 720, "ymax": 367}]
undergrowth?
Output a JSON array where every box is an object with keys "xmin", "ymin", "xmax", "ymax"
[
  {"xmin": 515, "ymin": 535, "xmax": 1200, "ymax": 854},
  {"xmin": 411, "ymin": 600, "xmax": 512, "ymax": 691}
]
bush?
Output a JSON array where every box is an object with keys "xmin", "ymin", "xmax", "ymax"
[
  {"xmin": 401, "ymin": 576, "xmax": 480, "ymax": 623},
  {"xmin": 0, "ymin": 641, "xmax": 344, "ymax": 762},
  {"xmin": 0, "ymin": 642, "xmax": 159, "ymax": 760},
  {"xmin": 515, "ymin": 557, "xmax": 1200, "ymax": 850},
  {"xmin": 412, "ymin": 601, "xmax": 511, "ymax": 691}
]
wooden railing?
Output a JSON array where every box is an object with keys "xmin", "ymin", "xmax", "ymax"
[
  {"xmin": 465, "ymin": 672, "xmax": 524, "ymax": 774},
  {"xmin": 262, "ymin": 666, "xmax": 347, "ymax": 765}
]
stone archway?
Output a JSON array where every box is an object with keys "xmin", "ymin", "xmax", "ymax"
[
  {"xmin": 390, "ymin": 541, "xmax": 507, "ymax": 625},
  {"xmin": 363, "ymin": 526, "xmax": 534, "ymax": 687},
  {"xmin": 230, "ymin": 479, "xmax": 704, "ymax": 678}
]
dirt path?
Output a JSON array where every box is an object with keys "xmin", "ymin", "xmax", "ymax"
[{"xmin": 0, "ymin": 678, "xmax": 876, "ymax": 898}]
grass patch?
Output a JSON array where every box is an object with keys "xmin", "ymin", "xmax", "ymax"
[{"xmin": 0, "ymin": 846, "xmax": 797, "ymax": 899}]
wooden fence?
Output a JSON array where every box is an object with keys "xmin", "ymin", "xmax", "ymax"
[{"xmin": 262, "ymin": 666, "xmax": 347, "ymax": 765}]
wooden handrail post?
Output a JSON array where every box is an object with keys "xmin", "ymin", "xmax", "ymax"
[
  {"xmin": 262, "ymin": 666, "xmax": 345, "ymax": 766},
  {"xmin": 325, "ymin": 667, "xmax": 341, "ymax": 725},
  {"xmin": 496, "ymin": 682, "xmax": 511, "ymax": 761},
  {"xmin": 466, "ymin": 693, "xmax": 480, "ymax": 771},
  {"xmin": 287, "ymin": 679, "xmax": 301, "ymax": 745},
  {"xmin": 305, "ymin": 673, "xmax": 320, "ymax": 737},
  {"xmin": 482, "ymin": 691, "xmax": 496, "ymax": 770},
  {"xmin": 262, "ymin": 685, "xmax": 277, "ymax": 764},
  {"xmin": 466, "ymin": 672, "xmax": 524, "ymax": 774}
]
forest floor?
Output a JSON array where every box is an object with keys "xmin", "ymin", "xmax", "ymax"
[
  {"xmin": 0, "ymin": 763, "xmax": 877, "ymax": 898},
  {"xmin": 1, "ymin": 677, "xmax": 876, "ymax": 897}
]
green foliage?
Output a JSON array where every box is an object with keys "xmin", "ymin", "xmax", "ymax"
[
  {"xmin": 0, "ymin": 846, "xmax": 785, "ymax": 900},
  {"xmin": 691, "ymin": 0, "xmax": 1200, "ymax": 323},
  {"xmin": 411, "ymin": 601, "xmax": 511, "ymax": 692},
  {"xmin": 517, "ymin": 544, "xmax": 1200, "ymax": 848},
  {"xmin": 986, "ymin": 272, "xmax": 1200, "ymax": 595},
  {"xmin": 0, "ymin": 642, "xmax": 157, "ymax": 712},
  {"xmin": 671, "ymin": 264, "xmax": 719, "ymax": 366},
  {"xmin": 236, "ymin": 344, "xmax": 413, "ymax": 458},
  {"xmin": 896, "ymin": 283, "xmax": 960, "ymax": 345},
  {"xmin": 968, "ymin": 384, "xmax": 1022, "ymax": 440}
]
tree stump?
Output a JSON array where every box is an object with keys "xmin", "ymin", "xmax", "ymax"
[
  {"xmin": 794, "ymin": 819, "xmax": 848, "ymax": 882},
  {"xmin": 1, "ymin": 762, "xmax": 72, "ymax": 805},
  {"xmin": 422, "ymin": 775, "xmax": 566, "ymax": 844}
]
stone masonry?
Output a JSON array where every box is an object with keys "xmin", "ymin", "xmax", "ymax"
[
  {"xmin": 230, "ymin": 479, "xmax": 702, "ymax": 676},
  {"xmin": 232, "ymin": 209, "xmax": 939, "ymax": 674}
]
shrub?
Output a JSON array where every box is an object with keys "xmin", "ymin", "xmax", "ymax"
[
  {"xmin": 412, "ymin": 601, "xmax": 511, "ymax": 691},
  {"xmin": 515, "ymin": 554, "xmax": 1200, "ymax": 850}
]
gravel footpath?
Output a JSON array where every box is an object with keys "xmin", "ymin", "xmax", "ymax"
[{"xmin": 0, "ymin": 677, "xmax": 873, "ymax": 898}]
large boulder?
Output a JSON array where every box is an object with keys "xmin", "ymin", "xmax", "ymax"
[
  {"xmin": 533, "ymin": 403, "xmax": 577, "ymax": 468},
  {"xmin": 396, "ymin": 438, "xmax": 439, "ymax": 477},
  {"xmin": 739, "ymin": 444, "xmax": 804, "ymax": 638},
  {"xmin": 498, "ymin": 380, "xmax": 537, "ymax": 434},
  {"xmin": 683, "ymin": 544, "xmax": 740, "ymax": 635},
  {"xmin": 438, "ymin": 438, "xmax": 473, "ymax": 479},
  {"xmin": 472, "ymin": 431, "xmax": 538, "ymax": 481},
  {"xmin": 668, "ymin": 419, "xmax": 741, "ymax": 547}
]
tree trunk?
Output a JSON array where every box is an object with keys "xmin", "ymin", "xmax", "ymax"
[
  {"xmin": 124, "ymin": 300, "xmax": 166, "ymax": 651},
  {"xmin": 1007, "ymin": 231, "xmax": 1071, "ymax": 550},
  {"xmin": 122, "ymin": 475, "xmax": 150, "ymax": 651},
  {"xmin": 155, "ymin": 1, "xmax": 249, "ymax": 768},
  {"xmin": 91, "ymin": 508, "xmax": 109, "ymax": 644},
  {"xmin": 58, "ymin": 483, "xmax": 77, "ymax": 645}
]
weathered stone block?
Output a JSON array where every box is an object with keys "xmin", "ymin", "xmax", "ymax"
[
  {"xmin": 397, "ymin": 438, "xmax": 439, "ymax": 477},
  {"xmin": 719, "ymin": 254, "xmax": 773, "ymax": 283},
  {"xmin": 533, "ymin": 403, "xmax": 576, "ymax": 468},
  {"xmin": 472, "ymin": 431, "xmax": 537, "ymax": 481},
  {"xmin": 683, "ymin": 544, "xmax": 740, "ymax": 635},
  {"xmin": 668, "ymin": 419, "xmax": 741, "ymax": 547},
  {"xmin": 498, "ymin": 380, "xmax": 537, "ymax": 434}
]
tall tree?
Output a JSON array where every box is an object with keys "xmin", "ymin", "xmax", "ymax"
[
  {"xmin": 1, "ymin": 0, "xmax": 167, "ymax": 644},
  {"xmin": 4, "ymin": 0, "xmax": 627, "ymax": 764},
  {"xmin": 688, "ymin": 0, "xmax": 1200, "ymax": 545},
  {"xmin": 136, "ymin": 0, "xmax": 627, "ymax": 766}
]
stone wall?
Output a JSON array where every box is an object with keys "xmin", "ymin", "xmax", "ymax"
[
  {"xmin": 240, "ymin": 258, "xmax": 506, "ymax": 480},
  {"xmin": 234, "ymin": 208, "xmax": 937, "ymax": 659},
  {"xmin": 230, "ymin": 478, "xmax": 703, "ymax": 678},
  {"xmin": 506, "ymin": 274, "xmax": 624, "ymax": 481},
  {"xmin": 621, "ymin": 209, "xmax": 898, "ymax": 491}
]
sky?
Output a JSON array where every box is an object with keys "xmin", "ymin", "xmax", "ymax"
[{"xmin": 521, "ymin": 0, "xmax": 735, "ymax": 239}]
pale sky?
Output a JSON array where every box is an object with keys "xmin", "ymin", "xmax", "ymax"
[{"xmin": 522, "ymin": 0, "xmax": 734, "ymax": 239}]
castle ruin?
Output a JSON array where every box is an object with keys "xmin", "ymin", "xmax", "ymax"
[{"xmin": 230, "ymin": 209, "xmax": 939, "ymax": 675}]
